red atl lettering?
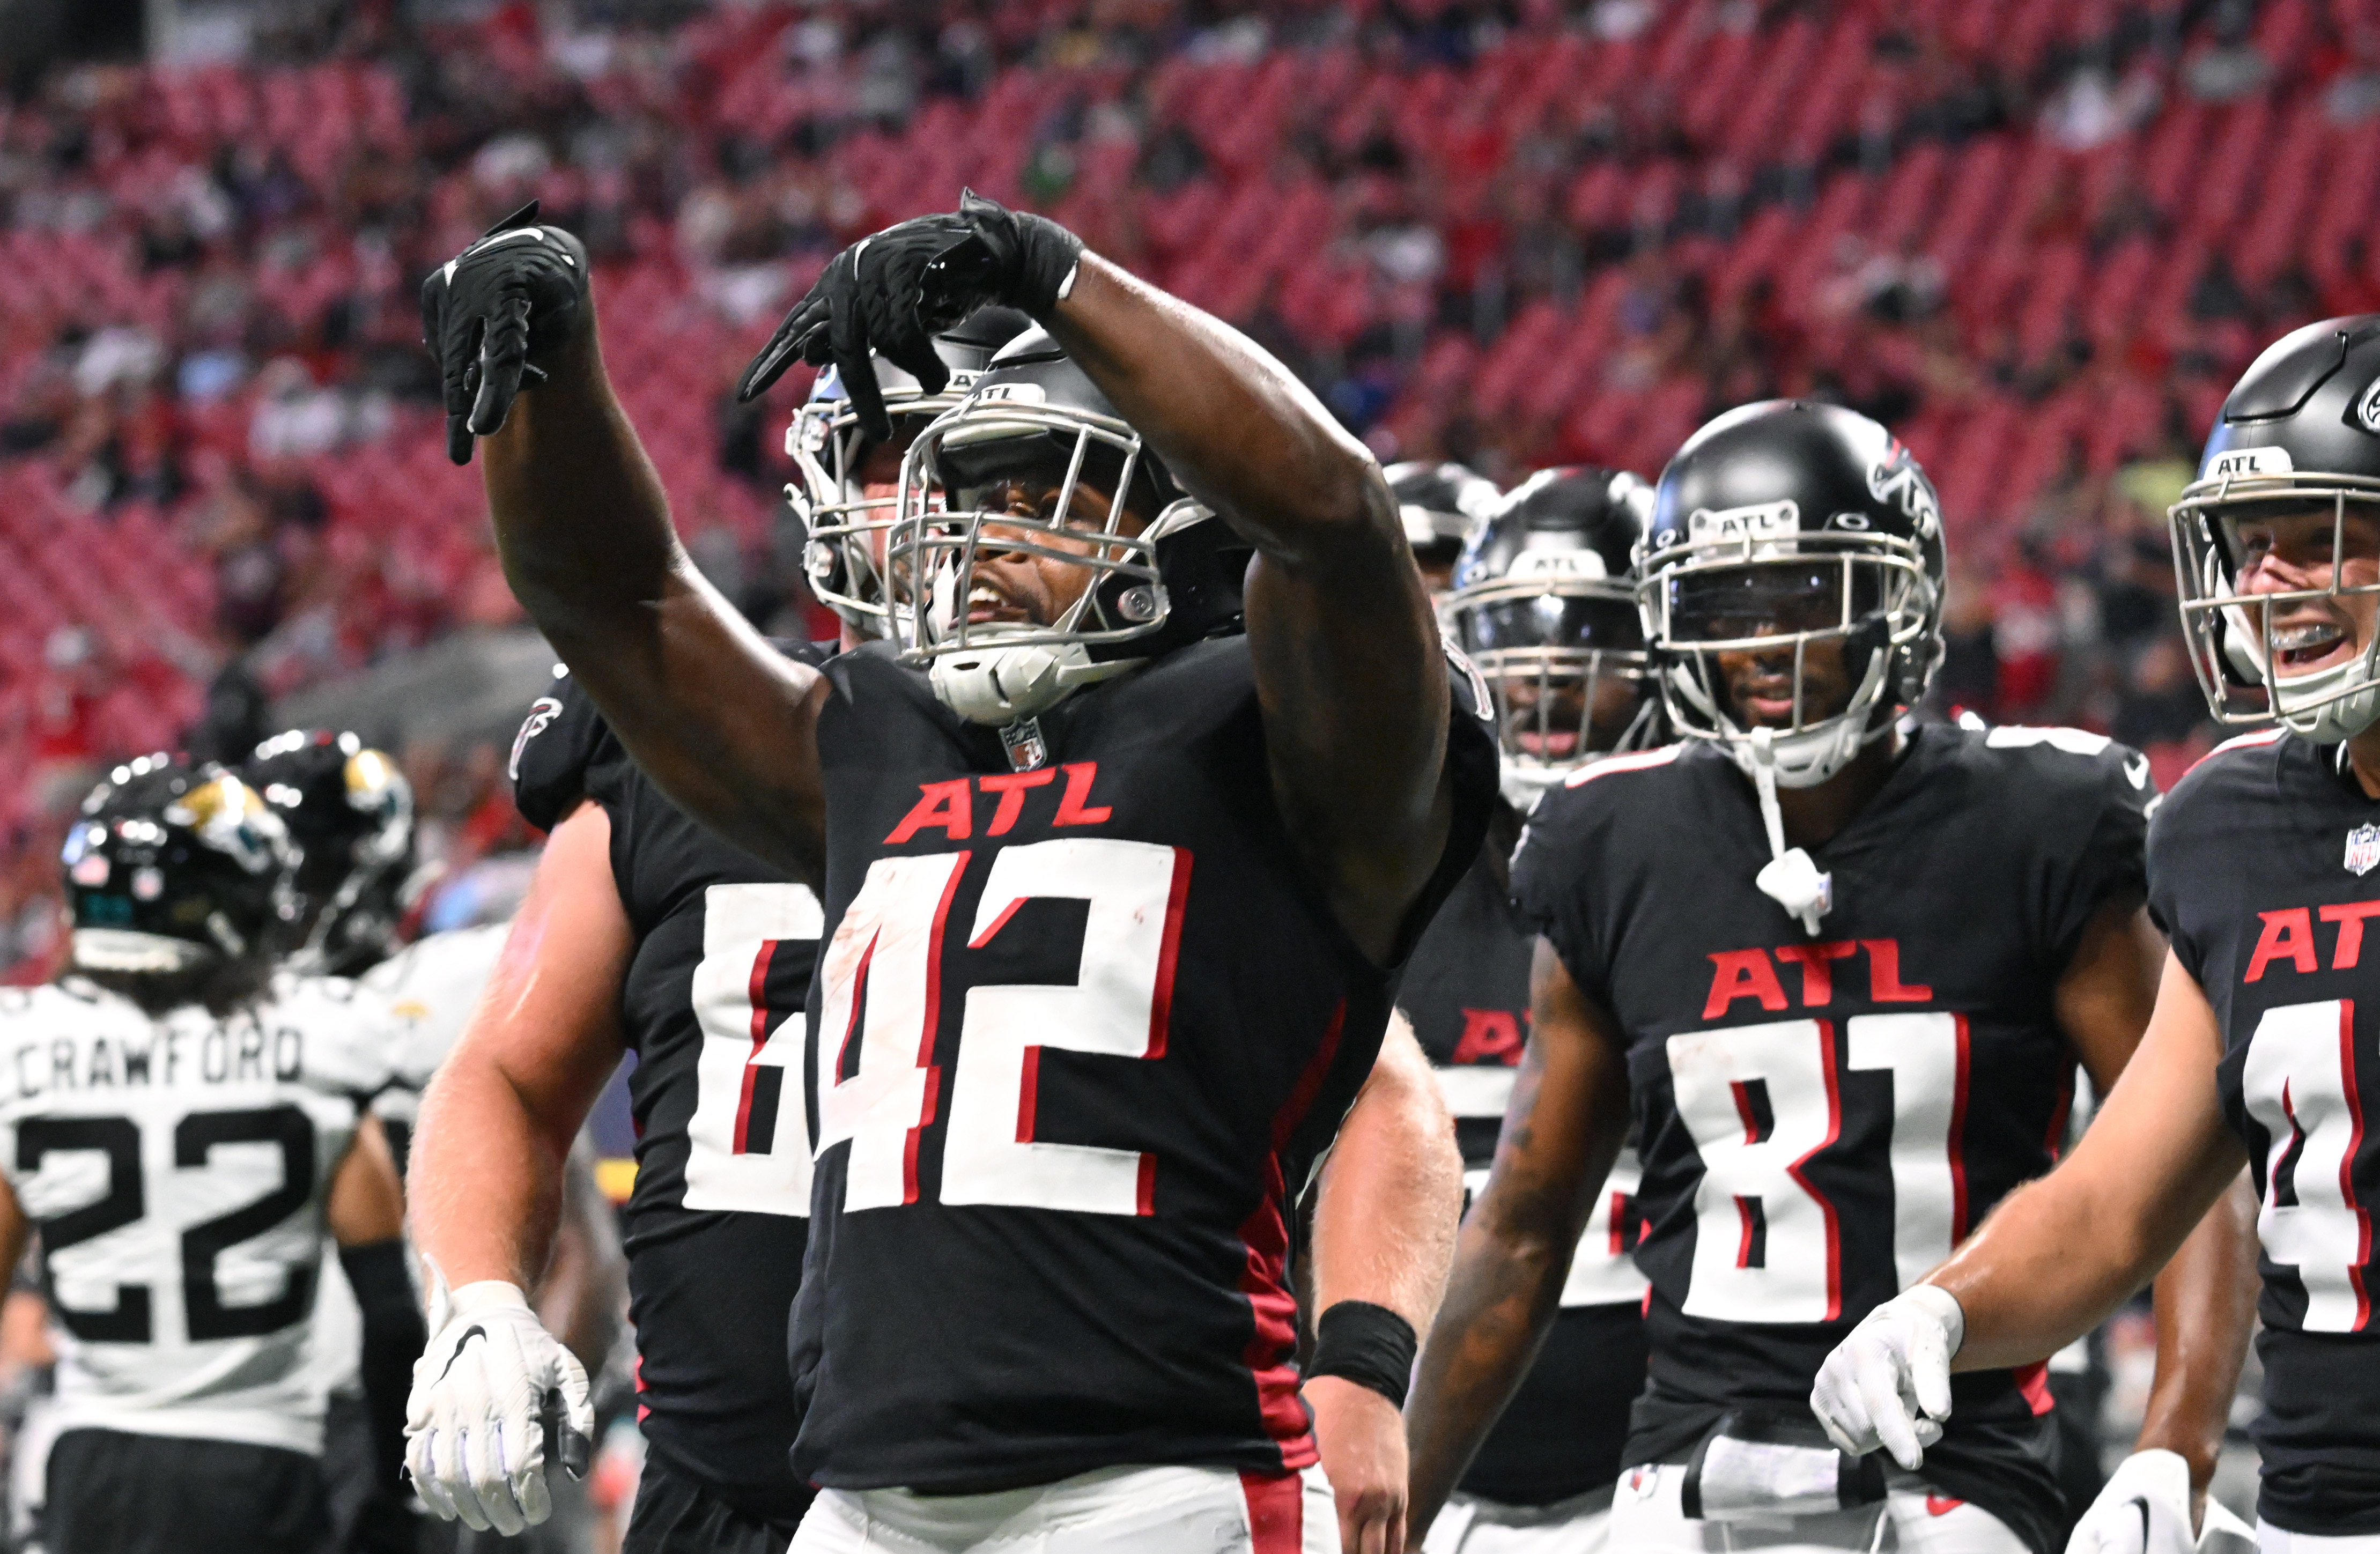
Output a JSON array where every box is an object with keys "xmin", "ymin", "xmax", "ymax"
[
  {"xmin": 2320, "ymin": 900, "xmax": 2380, "ymax": 970},
  {"xmin": 1773, "ymin": 941, "xmax": 1857, "ymax": 1007},
  {"xmin": 1052, "ymin": 762, "xmax": 1113, "ymax": 826},
  {"xmin": 979, "ymin": 768, "xmax": 1056, "ymax": 836},
  {"xmin": 1704, "ymin": 950, "xmax": 1788, "ymax": 1018},
  {"xmin": 1451, "ymin": 1009, "xmax": 1524, "ymax": 1064},
  {"xmin": 1862, "ymin": 939, "xmax": 1932, "ymax": 1002},
  {"xmin": 884, "ymin": 779, "xmax": 974, "ymax": 843},
  {"xmin": 2246, "ymin": 908, "xmax": 2320, "ymax": 982}
]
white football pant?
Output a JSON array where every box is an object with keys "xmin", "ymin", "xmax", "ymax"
[
  {"xmin": 1423, "ymin": 1485, "xmax": 1614, "ymax": 1553},
  {"xmin": 793, "ymin": 1463, "xmax": 1337, "ymax": 1553},
  {"xmin": 1606, "ymin": 1463, "xmax": 2029, "ymax": 1552}
]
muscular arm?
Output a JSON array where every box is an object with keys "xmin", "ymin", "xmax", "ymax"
[
  {"xmin": 409, "ymin": 801, "xmax": 632, "ymax": 1291},
  {"xmin": 1404, "ymin": 942, "xmax": 1632, "ymax": 1538},
  {"xmin": 1305, "ymin": 1015, "xmax": 1465, "ymax": 1554},
  {"xmin": 2053, "ymin": 898, "xmax": 2259, "ymax": 1491},
  {"xmin": 1047, "ymin": 260, "xmax": 1451, "ymax": 964},
  {"xmin": 1934, "ymin": 950, "xmax": 2248, "ymax": 1370},
  {"xmin": 477, "ymin": 291, "xmax": 829, "ymax": 883}
]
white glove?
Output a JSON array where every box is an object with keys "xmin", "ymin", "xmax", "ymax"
[
  {"xmin": 405, "ymin": 1279, "xmax": 593, "ymax": 1535},
  {"xmin": 1809, "ymin": 1284, "xmax": 1964, "ymax": 1469},
  {"xmin": 2066, "ymin": 1451, "xmax": 2257, "ymax": 1554}
]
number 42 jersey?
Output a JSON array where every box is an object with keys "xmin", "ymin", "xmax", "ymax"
[
  {"xmin": 2149, "ymin": 730, "xmax": 2380, "ymax": 1536},
  {"xmin": 0, "ymin": 973, "xmax": 394, "ymax": 1456},
  {"xmin": 1511, "ymin": 723, "xmax": 2153, "ymax": 1554}
]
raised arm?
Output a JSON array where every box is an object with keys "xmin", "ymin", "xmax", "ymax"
[
  {"xmin": 1403, "ymin": 942, "xmax": 1632, "ymax": 1540},
  {"xmin": 1048, "ymin": 259, "xmax": 1450, "ymax": 963},
  {"xmin": 734, "ymin": 194, "xmax": 1453, "ymax": 962},
  {"xmin": 425, "ymin": 210, "xmax": 829, "ymax": 882}
]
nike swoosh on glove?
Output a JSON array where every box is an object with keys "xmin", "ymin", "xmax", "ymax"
[
  {"xmin": 1809, "ymin": 1283, "xmax": 1964, "ymax": 1469},
  {"xmin": 2065, "ymin": 1451, "xmax": 2257, "ymax": 1554},
  {"xmin": 736, "ymin": 189, "xmax": 1083, "ymax": 438},
  {"xmin": 420, "ymin": 202, "xmax": 590, "ymax": 465},
  {"xmin": 405, "ymin": 1279, "xmax": 593, "ymax": 1536}
]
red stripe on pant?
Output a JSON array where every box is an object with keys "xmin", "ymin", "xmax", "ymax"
[{"xmin": 1240, "ymin": 1469, "xmax": 1304, "ymax": 1554}]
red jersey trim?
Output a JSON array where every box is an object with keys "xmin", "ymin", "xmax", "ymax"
[
  {"xmin": 1239, "ymin": 1469, "xmax": 1306, "ymax": 1553},
  {"xmin": 1564, "ymin": 744, "xmax": 1685, "ymax": 787}
]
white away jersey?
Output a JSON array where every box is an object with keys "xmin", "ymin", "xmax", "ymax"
[
  {"xmin": 0, "ymin": 974, "xmax": 396, "ymax": 1454},
  {"xmin": 365, "ymin": 923, "xmax": 511, "ymax": 1133}
]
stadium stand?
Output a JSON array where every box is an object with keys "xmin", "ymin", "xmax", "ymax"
[{"xmin": 0, "ymin": 0, "xmax": 2366, "ymax": 975}]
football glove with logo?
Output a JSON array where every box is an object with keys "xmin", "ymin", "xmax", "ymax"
[
  {"xmin": 404, "ymin": 1279, "xmax": 593, "ymax": 1536},
  {"xmin": 1808, "ymin": 1283, "xmax": 1964, "ymax": 1469},
  {"xmin": 735, "ymin": 189, "xmax": 1084, "ymax": 440},
  {"xmin": 2066, "ymin": 1451, "xmax": 2256, "ymax": 1554},
  {"xmin": 420, "ymin": 202, "xmax": 590, "ymax": 466}
]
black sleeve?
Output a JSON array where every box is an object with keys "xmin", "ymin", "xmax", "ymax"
[
  {"xmin": 1386, "ymin": 644, "xmax": 1502, "ymax": 965},
  {"xmin": 508, "ymin": 667, "xmax": 628, "ymax": 831},
  {"xmin": 1509, "ymin": 781, "xmax": 1613, "ymax": 1007},
  {"xmin": 338, "ymin": 1238, "xmax": 427, "ymax": 1541},
  {"xmin": 2146, "ymin": 763, "xmax": 2213, "ymax": 983},
  {"xmin": 2037, "ymin": 738, "xmax": 2155, "ymax": 973}
]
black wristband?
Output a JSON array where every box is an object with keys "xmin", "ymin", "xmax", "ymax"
[{"xmin": 1309, "ymin": 1300, "xmax": 1417, "ymax": 1409}]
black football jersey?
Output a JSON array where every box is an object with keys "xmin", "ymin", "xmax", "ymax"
[
  {"xmin": 1512, "ymin": 724, "xmax": 2155, "ymax": 1554},
  {"xmin": 512, "ymin": 662, "xmax": 824, "ymax": 1523},
  {"xmin": 2148, "ymin": 730, "xmax": 2380, "ymax": 1536},
  {"xmin": 789, "ymin": 635, "xmax": 1497, "ymax": 1491},
  {"xmin": 1399, "ymin": 814, "xmax": 1649, "ymax": 1507}
]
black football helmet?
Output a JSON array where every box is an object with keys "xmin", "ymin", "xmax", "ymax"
[
  {"xmin": 63, "ymin": 755, "xmax": 295, "ymax": 980},
  {"xmin": 1445, "ymin": 465, "xmax": 1660, "ymax": 805},
  {"xmin": 1639, "ymin": 400, "xmax": 1946, "ymax": 790},
  {"xmin": 887, "ymin": 323, "xmax": 1251, "ymax": 728},
  {"xmin": 791, "ymin": 307, "xmax": 1034, "ymax": 639},
  {"xmin": 243, "ymin": 728, "xmax": 415, "ymax": 974},
  {"xmin": 1387, "ymin": 461, "xmax": 1499, "ymax": 590},
  {"xmin": 2172, "ymin": 315, "xmax": 2380, "ymax": 740}
]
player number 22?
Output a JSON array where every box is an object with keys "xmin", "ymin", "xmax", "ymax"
[
  {"xmin": 815, "ymin": 838, "xmax": 1187, "ymax": 1216},
  {"xmin": 1666, "ymin": 1013, "xmax": 1968, "ymax": 1324}
]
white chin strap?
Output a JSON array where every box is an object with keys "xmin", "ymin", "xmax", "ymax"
[
  {"xmin": 928, "ymin": 639, "xmax": 1140, "ymax": 725},
  {"xmin": 2275, "ymin": 661, "xmax": 2380, "ymax": 743},
  {"xmin": 1499, "ymin": 759, "xmax": 1569, "ymax": 812},
  {"xmin": 72, "ymin": 929, "xmax": 213, "ymax": 975},
  {"xmin": 1738, "ymin": 728, "xmax": 1832, "ymax": 936}
]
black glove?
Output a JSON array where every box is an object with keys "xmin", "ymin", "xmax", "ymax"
[
  {"xmin": 736, "ymin": 189, "xmax": 1084, "ymax": 438},
  {"xmin": 420, "ymin": 201, "xmax": 590, "ymax": 465}
]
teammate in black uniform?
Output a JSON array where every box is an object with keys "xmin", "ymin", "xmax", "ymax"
[
  {"xmin": 410, "ymin": 196, "xmax": 1494, "ymax": 1553},
  {"xmin": 1406, "ymin": 402, "xmax": 2255, "ymax": 1554},
  {"xmin": 1407, "ymin": 467, "xmax": 1659, "ymax": 1554},
  {"xmin": 1812, "ymin": 318, "xmax": 2380, "ymax": 1550},
  {"xmin": 1388, "ymin": 461, "xmax": 1499, "ymax": 596}
]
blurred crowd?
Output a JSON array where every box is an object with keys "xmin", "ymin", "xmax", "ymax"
[{"xmin": 0, "ymin": 0, "xmax": 2372, "ymax": 974}]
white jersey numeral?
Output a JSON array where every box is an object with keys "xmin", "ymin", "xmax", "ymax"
[
  {"xmin": 2242, "ymin": 997, "xmax": 2372, "ymax": 1332},
  {"xmin": 941, "ymin": 839, "xmax": 1185, "ymax": 1216},
  {"xmin": 682, "ymin": 883, "xmax": 826, "ymax": 1218},
  {"xmin": 1667, "ymin": 1012, "xmax": 1966, "ymax": 1323},
  {"xmin": 814, "ymin": 841, "xmax": 1188, "ymax": 1216}
]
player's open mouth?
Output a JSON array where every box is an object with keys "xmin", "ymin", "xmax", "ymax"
[
  {"xmin": 966, "ymin": 584, "xmax": 1032, "ymax": 626},
  {"xmin": 1514, "ymin": 729, "xmax": 1579, "ymax": 757},
  {"xmin": 2273, "ymin": 617, "xmax": 2354, "ymax": 672}
]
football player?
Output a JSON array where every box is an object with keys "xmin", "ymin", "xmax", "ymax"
[
  {"xmin": 409, "ymin": 195, "xmax": 1496, "ymax": 1554},
  {"xmin": 1407, "ymin": 466, "xmax": 1662, "ymax": 1554},
  {"xmin": 1404, "ymin": 402, "xmax": 2257, "ymax": 1554},
  {"xmin": 1388, "ymin": 461, "xmax": 1501, "ymax": 596},
  {"xmin": 1, "ymin": 758, "xmax": 422, "ymax": 1554},
  {"xmin": 1810, "ymin": 317, "xmax": 2380, "ymax": 1551}
]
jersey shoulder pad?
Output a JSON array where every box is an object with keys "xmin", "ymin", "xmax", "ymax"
[
  {"xmin": 261, "ymin": 971, "xmax": 398, "ymax": 1098},
  {"xmin": 1561, "ymin": 742, "xmax": 1688, "ymax": 789},
  {"xmin": 2153, "ymin": 728, "xmax": 2290, "ymax": 837},
  {"xmin": 366, "ymin": 926, "xmax": 510, "ymax": 1091},
  {"xmin": 1972, "ymin": 722, "xmax": 2157, "ymax": 808},
  {"xmin": 0, "ymin": 980, "xmax": 119, "ymax": 1035},
  {"xmin": 510, "ymin": 665, "xmax": 622, "ymax": 831}
]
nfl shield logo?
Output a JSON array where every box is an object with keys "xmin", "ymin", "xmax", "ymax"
[{"xmin": 2347, "ymin": 824, "xmax": 2380, "ymax": 876}]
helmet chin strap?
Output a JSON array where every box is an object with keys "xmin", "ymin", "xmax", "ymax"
[{"xmin": 1744, "ymin": 727, "xmax": 1832, "ymax": 936}]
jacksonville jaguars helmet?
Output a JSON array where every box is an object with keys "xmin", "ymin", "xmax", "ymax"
[
  {"xmin": 1445, "ymin": 465, "xmax": 1659, "ymax": 806},
  {"xmin": 1640, "ymin": 401, "xmax": 1946, "ymax": 791},
  {"xmin": 63, "ymin": 756, "xmax": 295, "ymax": 979},
  {"xmin": 243, "ymin": 728, "xmax": 415, "ymax": 974},
  {"xmin": 2172, "ymin": 315, "xmax": 2380, "ymax": 741},
  {"xmin": 790, "ymin": 307, "xmax": 1034, "ymax": 638},
  {"xmin": 886, "ymin": 324, "xmax": 1251, "ymax": 730}
]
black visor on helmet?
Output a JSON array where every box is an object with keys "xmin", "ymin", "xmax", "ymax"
[
  {"xmin": 1459, "ymin": 594, "xmax": 1643, "ymax": 654},
  {"xmin": 1661, "ymin": 559, "xmax": 1885, "ymax": 644}
]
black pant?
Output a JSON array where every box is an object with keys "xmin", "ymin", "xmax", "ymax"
[
  {"xmin": 43, "ymin": 1426, "xmax": 330, "ymax": 1554},
  {"xmin": 624, "ymin": 1446, "xmax": 810, "ymax": 1554}
]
